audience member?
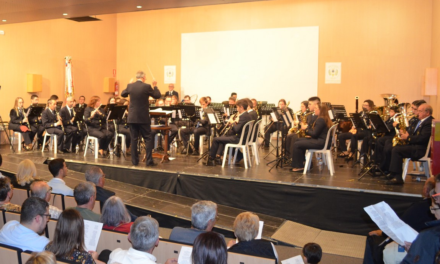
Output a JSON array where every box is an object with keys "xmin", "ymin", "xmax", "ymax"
[
  {"xmin": 46, "ymin": 209, "xmax": 105, "ymax": 264},
  {"xmin": 101, "ymin": 196, "xmax": 133, "ymax": 233},
  {"xmin": 12, "ymin": 159, "xmax": 38, "ymax": 189},
  {"xmin": 192, "ymin": 232, "xmax": 228, "ymax": 264},
  {"xmin": 0, "ymin": 197, "xmax": 49, "ymax": 251},
  {"xmin": 30, "ymin": 181, "xmax": 62, "ymax": 219},
  {"xmin": 47, "ymin": 158, "xmax": 73, "ymax": 196},
  {"xmin": 85, "ymin": 166, "xmax": 115, "ymax": 208},
  {"xmin": 25, "ymin": 251, "xmax": 57, "ymax": 264},
  {"xmin": 0, "ymin": 177, "xmax": 21, "ymax": 212},
  {"xmin": 73, "ymin": 181, "xmax": 101, "ymax": 222},
  {"xmin": 169, "ymin": 200, "xmax": 224, "ymax": 244},
  {"xmin": 108, "ymin": 216, "xmax": 177, "ymax": 264},
  {"xmin": 228, "ymin": 212, "xmax": 278, "ymax": 263},
  {"xmin": 302, "ymin": 243, "xmax": 322, "ymax": 264}
]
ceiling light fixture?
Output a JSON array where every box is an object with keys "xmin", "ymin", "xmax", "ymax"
[
  {"xmin": 137, "ymin": 6, "xmax": 142, "ymax": 8},
  {"xmin": 63, "ymin": 13, "xmax": 68, "ymax": 16},
  {"xmin": 2, "ymin": 20, "xmax": 6, "ymax": 22}
]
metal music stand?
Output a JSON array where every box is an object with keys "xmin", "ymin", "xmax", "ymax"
[
  {"xmin": 197, "ymin": 108, "xmax": 218, "ymax": 162},
  {"xmin": 267, "ymin": 107, "xmax": 289, "ymax": 171},
  {"xmin": 28, "ymin": 106, "xmax": 44, "ymax": 149},
  {"xmin": 107, "ymin": 105, "xmax": 128, "ymax": 159}
]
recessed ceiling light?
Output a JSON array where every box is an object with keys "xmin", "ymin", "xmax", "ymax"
[
  {"xmin": 136, "ymin": 6, "xmax": 142, "ymax": 8},
  {"xmin": 63, "ymin": 13, "xmax": 68, "ymax": 16},
  {"xmin": 2, "ymin": 20, "xmax": 6, "ymax": 22}
]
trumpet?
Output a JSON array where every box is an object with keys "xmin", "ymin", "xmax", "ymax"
[{"xmin": 297, "ymin": 112, "xmax": 313, "ymax": 138}]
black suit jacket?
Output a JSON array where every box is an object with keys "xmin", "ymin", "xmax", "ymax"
[
  {"xmin": 84, "ymin": 107, "xmax": 106, "ymax": 129},
  {"xmin": 248, "ymin": 110, "xmax": 258, "ymax": 121},
  {"xmin": 59, "ymin": 106, "xmax": 76, "ymax": 127},
  {"xmin": 9, "ymin": 108, "xmax": 26, "ymax": 131},
  {"xmin": 305, "ymin": 117, "xmax": 329, "ymax": 141},
  {"xmin": 96, "ymin": 185, "xmax": 116, "ymax": 209},
  {"xmin": 121, "ymin": 80, "xmax": 161, "ymax": 124},
  {"xmin": 42, "ymin": 108, "xmax": 61, "ymax": 129},
  {"xmin": 229, "ymin": 112, "xmax": 252, "ymax": 139},
  {"xmin": 407, "ymin": 116, "xmax": 433, "ymax": 159},
  {"xmin": 165, "ymin": 90, "xmax": 179, "ymax": 99}
]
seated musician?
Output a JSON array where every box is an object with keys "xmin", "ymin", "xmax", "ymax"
[
  {"xmin": 286, "ymin": 100, "xmax": 312, "ymax": 158},
  {"xmin": 104, "ymin": 96, "xmax": 117, "ymax": 133},
  {"xmin": 9, "ymin": 97, "xmax": 33, "ymax": 151},
  {"xmin": 164, "ymin": 83, "xmax": 179, "ymax": 100},
  {"xmin": 182, "ymin": 95, "xmax": 193, "ymax": 105},
  {"xmin": 228, "ymin": 96, "xmax": 236, "ymax": 106},
  {"xmin": 77, "ymin": 95, "xmax": 87, "ymax": 108},
  {"xmin": 263, "ymin": 99, "xmax": 293, "ymax": 149},
  {"xmin": 59, "ymin": 97, "xmax": 81, "ymax": 152},
  {"xmin": 291, "ymin": 104, "xmax": 333, "ymax": 172},
  {"xmin": 42, "ymin": 99, "xmax": 65, "ymax": 154},
  {"xmin": 205, "ymin": 99, "xmax": 252, "ymax": 166},
  {"xmin": 171, "ymin": 95, "xmax": 179, "ymax": 106},
  {"xmin": 231, "ymin": 92, "xmax": 237, "ymax": 100},
  {"xmin": 374, "ymin": 105, "xmax": 398, "ymax": 174},
  {"xmin": 84, "ymin": 96, "xmax": 113, "ymax": 157},
  {"xmin": 28, "ymin": 95, "xmax": 45, "ymax": 149},
  {"xmin": 181, "ymin": 97, "xmax": 211, "ymax": 155},
  {"xmin": 338, "ymin": 99, "xmax": 375, "ymax": 161},
  {"xmin": 234, "ymin": 99, "xmax": 258, "ymax": 163},
  {"xmin": 386, "ymin": 103, "xmax": 433, "ymax": 185},
  {"xmin": 156, "ymin": 98, "xmax": 165, "ymax": 107},
  {"xmin": 164, "ymin": 96, "xmax": 172, "ymax": 106},
  {"xmin": 117, "ymin": 100, "xmax": 131, "ymax": 154}
]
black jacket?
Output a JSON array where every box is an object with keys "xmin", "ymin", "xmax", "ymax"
[
  {"xmin": 121, "ymin": 80, "xmax": 161, "ymax": 124},
  {"xmin": 9, "ymin": 108, "xmax": 27, "ymax": 131},
  {"xmin": 84, "ymin": 107, "xmax": 106, "ymax": 129},
  {"xmin": 41, "ymin": 108, "xmax": 61, "ymax": 130},
  {"xmin": 407, "ymin": 116, "xmax": 434, "ymax": 160},
  {"xmin": 59, "ymin": 106, "xmax": 76, "ymax": 127}
]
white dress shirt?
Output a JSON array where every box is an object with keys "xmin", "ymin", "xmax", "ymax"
[
  {"xmin": 0, "ymin": 220, "xmax": 49, "ymax": 252},
  {"xmin": 48, "ymin": 178, "xmax": 74, "ymax": 196},
  {"xmin": 109, "ymin": 247, "xmax": 157, "ymax": 264}
]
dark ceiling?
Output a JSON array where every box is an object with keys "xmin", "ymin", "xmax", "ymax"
[{"xmin": 0, "ymin": 0, "xmax": 267, "ymax": 25}]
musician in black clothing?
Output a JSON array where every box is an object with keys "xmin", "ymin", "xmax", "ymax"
[
  {"xmin": 205, "ymin": 99, "xmax": 252, "ymax": 166},
  {"xmin": 104, "ymin": 97, "xmax": 117, "ymax": 133},
  {"xmin": 234, "ymin": 98, "xmax": 258, "ymax": 163},
  {"xmin": 9, "ymin": 97, "xmax": 33, "ymax": 150},
  {"xmin": 84, "ymin": 96, "xmax": 113, "ymax": 157},
  {"xmin": 263, "ymin": 99, "xmax": 293, "ymax": 149},
  {"xmin": 41, "ymin": 99, "xmax": 65, "ymax": 154},
  {"xmin": 59, "ymin": 97, "xmax": 81, "ymax": 152},
  {"xmin": 164, "ymin": 84, "xmax": 179, "ymax": 100},
  {"xmin": 181, "ymin": 97, "xmax": 211, "ymax": 156},
  {"xmin": 28, "ymin": 95, "xmax": 45, "ymax": 148},
  {"xmin": 374, "ymin": 106, "xmax": 398, "ymax": 173},
  {"xmin": 117, "ymin": 100, "xmax": 131, "ymax": 152},
  {"xmin": 77, "ymin": 96, "xmax": 87, "ymax": 109},
  {"xmin": 286, "ymin": 100, "xmax": 315, "ymax": 159},
  {"xmin": 291, "ymin": 104, "xmax": 333, "ymax": 172},
  {"xmin": 386, "ymin": 103, "xmax": 434, "ymax": 185},
  {"xmin": 341, "ymin": 99, "xmax": 375, "ymax": 161}
]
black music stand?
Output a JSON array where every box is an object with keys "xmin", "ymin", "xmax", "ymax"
[
  {"xmin": 28, "ymin": 106, "xmax": 44, "ymax": 149},
  {"xmin": 358, "ymin": 114, "xmax": 390, "ymax": 180},
  {"xmin": 266, "ymin": 107, "xmax": 289, "ymax": 171},
  {"xmin": 197, "ymin": 108, "xmax": 218, "ymax": 162},
  {"xmin": 107, "ymin": 105, "xmax": 128, "ymax": 159}
]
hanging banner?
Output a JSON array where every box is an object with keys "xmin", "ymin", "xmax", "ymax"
[
  {"xmin": 65, "ymin": 56, "xmax": 74, "ymax": 98},
  {"xmin": 325, "ymin": 62, "xmax": 341, "ymax": 84},
  {"xmin": 164, "ymin": 65, "xmax": 176, "ymax": 84}
]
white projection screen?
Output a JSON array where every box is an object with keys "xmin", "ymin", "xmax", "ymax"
[{"xmin": 181, "ymin": 26, "xmax": 319, "ymax": 108}]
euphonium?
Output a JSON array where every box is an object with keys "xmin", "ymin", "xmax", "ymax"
[{"xmin": 297, "ymin": 112, "xmax": 313, "ymax": 138}]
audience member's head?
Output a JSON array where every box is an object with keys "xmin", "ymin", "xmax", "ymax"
[
  {"xmin": 74, "ymin": 182, "xmax": 96, "ymax": 208},
  {"xmin": 129, "ymin": 216, "xmax": 160, "ymax": 253},
  {"xmin": 17, "ymin": 159, "xmax": 37, "ymax": 186},
  {"xmin": 233, "ymin": 212, "xmax": 259, "ymax": 242},
  {"xmin": 191, "ymin": 201, "xmax": 218, "ymax": 231},
  {"xmin": 430, "ymin": 193, "xmax": 440, "ymax": 220},
  {"xmin": 192, "ymin": 232, "xmax": 228, "ymax": 264},
  {"xmin": 101, "ymin": 196, "xmax": 131, "ymax": 227},
  {"xmin": 424, "ymin": 177, "xmax": 436, "ymax": 198},
  {"xmin": 45, "ymin": 209, "xmax": 86, "ymax": 259},
  {"xmin": 48, "ymin": 159, "xmax": 67, "ymax": 178},
  {"xmin": 302, "ymin": 242, "xmax": 322, "ymax": 264},
  {"xmin": 0, "ymin": 177, "xmax": 13, "ymax": 202},
  {"xmin": 30, "ymin": 181, "xmax": 52, "ymax": 202},
  {"xmin": 20, "ymin": 197, "xmax": 49, "ymax": 234},
  {"xmin": 85, "ymin": 166, "xmax": 105, "ymax": 187},
  {"xmin": 25, "ymin": 251, "xmax": 57, "ymax": 264}
]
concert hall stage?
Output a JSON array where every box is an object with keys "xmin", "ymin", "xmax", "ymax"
[{"xmin": 1, "ymin": 145, "xmax": 425, "ymax": 237}]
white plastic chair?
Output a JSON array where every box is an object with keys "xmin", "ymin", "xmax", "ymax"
[
  {"xmin": 11, "ymin": 132, "xmax": 23, "ymax": 151},
  {"xmin": 247, "ymin": 119, "xmax": 262, "ymax": 165},
  {"xmin": 402, "ymin": 137, "xmax": 432, "ymax": 181},
  {"xmin": 42, "ymin": 132, "xmax": 58, "ymax": 153},
  {"xmin": 115, "ymin": 133, "xmax": 126, "ymax": 156},
  {"xmin": 222, "ymin": 120, "xmax": 255, "ymax": 169},
  {"xmin": 84, "ymin": 124, "xmax": 99, "ymax": 159},
  {"xmin": 303, "ymin": 124, "xmax": 338, "ymax": 175}
]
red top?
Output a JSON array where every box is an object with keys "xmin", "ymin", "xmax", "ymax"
[{"xmin": 103, "ymin": 222, "xmax": 133, "ymax": 233}]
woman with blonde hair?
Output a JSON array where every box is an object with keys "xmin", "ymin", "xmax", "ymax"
[
  {"xmin": 9, "ymin": 97, "xmax": 33, "ymax": 150},
  {"xmin": 13, "ymin": 159, "xmax": 38, "ymax": 189},
  {"xmin": 25, "ymin": 251, "xmax": 57, "ymax": 264}
]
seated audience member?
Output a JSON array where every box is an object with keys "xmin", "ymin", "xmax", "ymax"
[
  {"xmin": 192, "ymin": 232, "xmax": 228, "ymax": 264},
  {"xmin": 400, "ymin": 193, "xmax": 440, "ymax": 264},
  {"xmin": 108, "ymin": 216, "xmax": 177, "ymax": 264},
  {"xmin": 73, "ymin": 181, "xmax": 101, "ymax": 222},
  {"xmin": 0, "ymin": 197, "xmax": 50, "ymax": 252},
  {"xmin": 47, "ymin": 158, "xmax": 73, "ymax": 196},
  {"xmin": 363, "ymin": 177, "xmax": 436, "ymax": 264},
  {"xmin": 101, "ymin": 196, "xmax": 133, "ymax": 233},
  {"xmin": 12, "ymin": 159, "xmax": 39, "ymax": 189},
  {"xmin": 46, "ymin": 209, "xmax": 105, "ymax": 264},
  {"xmin": 302, "ymin": 243, "xmax": 322, "ymax": 264},
  {"xmin": 30, "ymin": 181, "xmax": 62, "ymax": 219},
  {"xmin": 169, "ymin": 200, "xmax": 224, "ymax": 244},
  {"xmin": 0, "ymin": 177, "xmax": 21, "ymax": 212},
  {"xmin": 25, "ymin": 251, "xmax": 57, "ymax": 264},
  {"xmin": 85, "ymin": 166, "xmax": 115, "ymax": 208},
  {"xmin": 228, "ymin": 212, "xmax": 278, "ymax": 263}
]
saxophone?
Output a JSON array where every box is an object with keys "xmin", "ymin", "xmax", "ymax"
[
  {"xmin": 392, "ymin": 113, "xmax": 408, "ymax": 147},
  {"xmin": 297, "ymin": 112, "xmax": 313, "ymax": 138},
  {"xmin": 289, "ymin": 110, "xmax": 304, "ymax": 133}
]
